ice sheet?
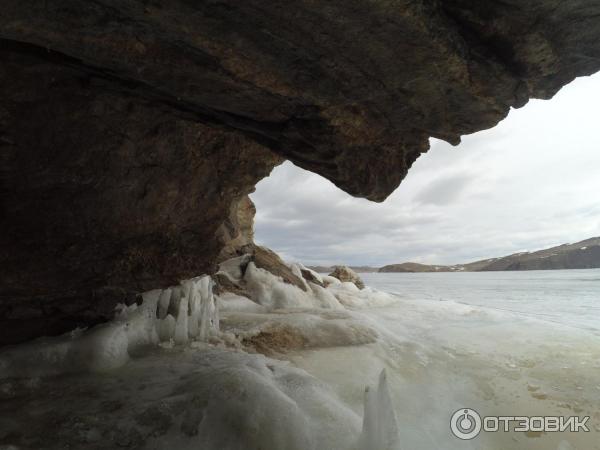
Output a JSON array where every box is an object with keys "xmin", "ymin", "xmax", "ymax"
[{"xmin": 1, "ymin": 256, "xmax": 598, "ymax": 450}]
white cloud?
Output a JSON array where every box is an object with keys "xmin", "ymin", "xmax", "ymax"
[{"xmin": 251, "ymin": 73, "xmax": 600, "ymax": 266}]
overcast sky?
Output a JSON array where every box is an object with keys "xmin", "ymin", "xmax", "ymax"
[{"xmin": 251, "ymin": 73, "xmax": 600, "ymax": 267}]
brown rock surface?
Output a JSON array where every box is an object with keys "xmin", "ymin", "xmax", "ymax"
[
  {"xmin": 242, "ymin": 326, "xmax": 309, "ymax": 356},
  {"xmin": 300, "ymin": 269, "xmax": 325, "ymax": 288},
  {"xmin": 216, "ymin": 196, "xmax": 259, "ymax": 262},
  {"xmin": 214, "ymin": 245, "xmax": 307, "ymax": 299},
  {"xmin": 328, "ymin": 266, "xmax": 365, "ymax": 290},
  {"xmin": 1, "ymin": 1, "xmax": 600, "ymax": 343},
  {"xmin": 0, "ymin": 46, "xmax": 281, "ymax": 344},
  {"xmin": 3, "ymin": 1, "xmax": 600, "ymax": 200},
  {"xmin": 248, "ymin": 246, "xmax": 308, "ymax": 292}
]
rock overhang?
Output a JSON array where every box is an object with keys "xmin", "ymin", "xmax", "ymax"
[
  {"xmin": 4, "ymin": 1, "xmax": 599, "ymax": 200},
  {"xmin": 1, "ymin": 0, "xmax": 600, "ymax": 343}
]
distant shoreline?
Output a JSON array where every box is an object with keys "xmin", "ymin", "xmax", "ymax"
[
  {"xmin": 310, "ymin": 236, "xmax": 600, "ymax": 274},
  {"xmin": 317, "ymin": 267, "xmax": 600, "ymax": 274}
]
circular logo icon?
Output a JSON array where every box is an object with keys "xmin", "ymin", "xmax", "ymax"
[{"xmin": 450, "ymin": 408, "xmax": 482, "ymax": 440}]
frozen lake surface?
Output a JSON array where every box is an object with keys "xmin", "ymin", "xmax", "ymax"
[{"xmin": 361, "ymin": 269, "xmax": 600, "ymax": 333}]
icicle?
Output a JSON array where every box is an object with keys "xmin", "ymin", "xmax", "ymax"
[
  {"xmin": 123, "ymin": 289, "xmax": 160, "ymax": 352},
  {"xmin": 182, "ymin": 280, "xmax": 200, "ymax": 339},
  {"xmin": 358, "ymin": 369, "xmax": 401, "ymax": 450},
  {"xmin": 157, "ymin": 288, "xmax": 171, "ymax": 320},
  {"xmin": 198, "ymin": 276, "xmax": 213, "ymax": 341},
  {"xmin": 213, "ymin": 291, "xmax": 220, "ymax": 332},
  {"xmin": 158, "ymin": 314, "xmax": 176, "ymax": 342},
  {"xmin": 150, "ymin": 275, "xmax": 220, "ymax": 344},
  {"xmin": 168, "ymin": 286, "xmax": 183, "ymax": 317},
  {"xmin": 174, "ymin": 296, "xmax": 189, "ymax": 345}
]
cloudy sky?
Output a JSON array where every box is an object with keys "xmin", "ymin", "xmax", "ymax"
[{"xmin": 251, "ymin": 73, "xmax": 600, "ymax": 267}]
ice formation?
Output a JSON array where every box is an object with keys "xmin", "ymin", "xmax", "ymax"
[
  {"xmin": 0, "ymin": 254, "xmax": 396, "ymax": 380},
  {"xmin": 359, "ymin": 369, "xmax": 401, "ymax": 450},
  {"xmin": 0, "ymin": 275, "xmax": 219, "ymax": 378},
  {"xmin": 218, "ymin": 257, "xmax": 394, "ymax": 312},
  {"xmin": 3, "ymin": 254, "xmax": 594, "ymax": 449},
  {"xmin": 242, "ymin": 261, "xmax": 340, "ymax": 309},
  {"xmin": 0, "ymin": 253, "xmax": 409, "ymax": 450},
  {"xmin": 327, "ymin": 283, "xmax": 398, "ymax": 309}
]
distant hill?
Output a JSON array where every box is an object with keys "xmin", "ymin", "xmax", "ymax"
[{"xmin": 378, "ymin": 237, "xmax": 600, "ymax": 273}]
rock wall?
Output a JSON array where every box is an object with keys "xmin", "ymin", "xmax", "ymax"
[
  {"xmin": 1, "ymin": 1, "xmax": 600, "ymax": 344},
  {"xmin": 0, "ymin": 44, "xmax": 281, "ymax": 344}
]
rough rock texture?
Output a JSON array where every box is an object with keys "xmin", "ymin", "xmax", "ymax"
[
  {"xmin": 249, "ymin": 246, "xmax": 308, "ymax": 292},
  {"xmin": 216, "ymin": 196, "xmax": 258, "ymax": 262},
  {"xmin": 242, "ymin": 326, "xmax": 309, "ymax": 356},
  {"xmin": 214, "ymin": 245, "xmax": 308, "ymax": 297},
  {"xmin": 328, "ymin": 266, "xmax": 365, "ymax": 290},
  {"xmin": 3, "ymin": 1, "xmax": 600, "ymax": 200},
  {"xmin": 0, "ymin": 45, "xmax": 282, "ymax": 344},
  {"xmin": 2, "ymin": 1, "xmax": 600, "ymax": 343},
  {"xmin": 300, "ymin": 269, "xmax": 325, "ymax": 288}
]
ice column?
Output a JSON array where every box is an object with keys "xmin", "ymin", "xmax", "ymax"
[
  {"xmin": 155, "ymin": 275, "xmax": 219, "ymax": 344},
  {"xmin": 359, "ymin": 369, "xmax": 401, "ymax": 450}
]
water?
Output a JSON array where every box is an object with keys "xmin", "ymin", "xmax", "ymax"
[{"xmin": 361, "ymin": 269, "xmax": 600, "ymax": 333}]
